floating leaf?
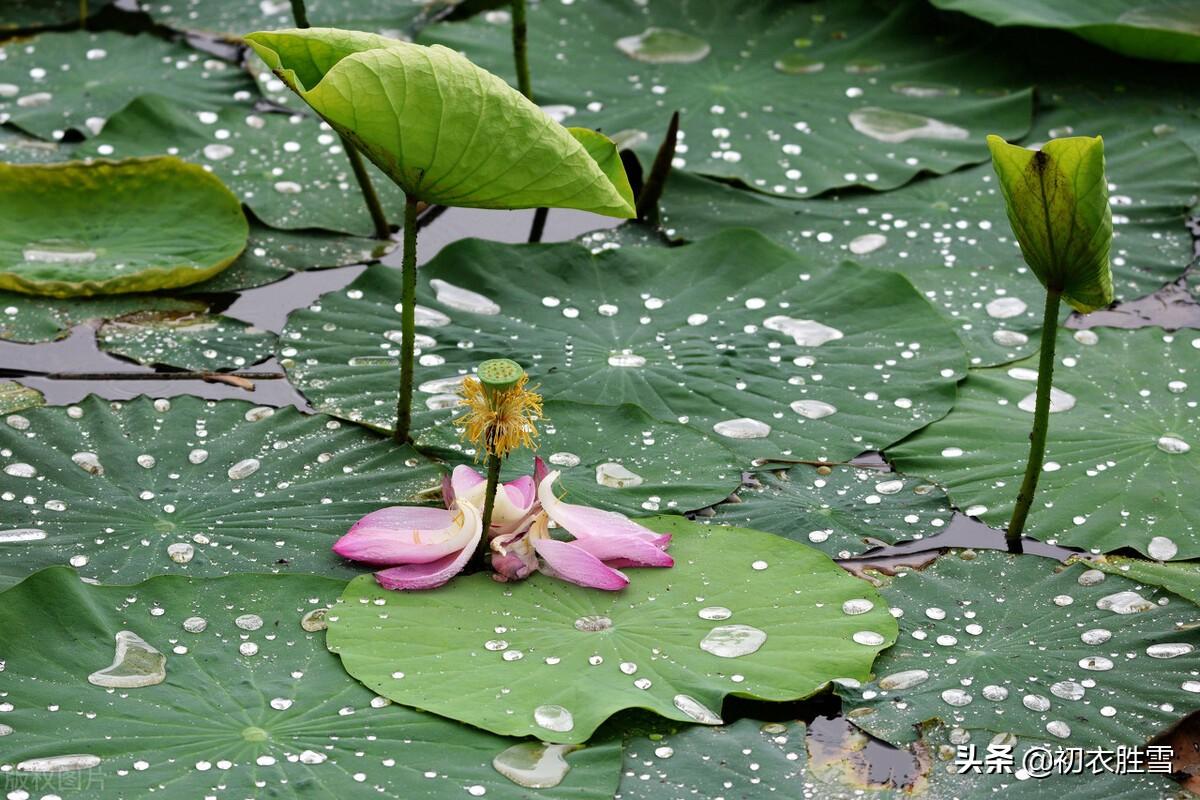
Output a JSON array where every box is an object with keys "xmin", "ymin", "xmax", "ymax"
[
  {"xmin": 891, "ymin": 328, "xmax": 1200, "ymax": 559},
  {"xmin": 98, "ymin": 312, "xmax": 276, "ymax": 372},
  {"xmin": 1092, "ymin": 556, "xmax": 1200, "ymax": 606},
  {"xmin": 0, "ymin": 31, "xmax": 254, "ymax": 140},
  {"xmin": 0, "ymin": 382, "xmax": 43, "ymax": 415},
  {"xmin": 421, "ymin": 0, "xmax": 1033, "ymax": 198},
  {"xmin": 0, "ymin": 158, "xmax": 248, "ymax": 297},
  {"xmin": 146, "ymin": 0, "xmax": 450, "ymax": 41},
  {"xmin": 80, "ymin": 96, "xmax": 408, "ymax": 236},
  {"xmin": 709, "ymin": 465, "xmax": 954, "ymax": 559},
  {"xmin": 0, "ymin": 292, "xmax": 207, "ymax": 343},
  {"xmin": 0, "ymin": 568, "xmax": 622, "ymax": 799},
  {"xmin": 1, "ymin": 0, "xmax": 113, "ymax": 30},
  {"xmin": 987, "ymin": 134, "xmax": 1113, "ymax": 313},
  {"xmin": 0, "ymin": 396, "xmax": 442, "ymax": 590},
  {"xmin": 279, "ymin": 230, "xmax": 966, "ymax": 461},
  {"xmin": 931, "ymin": 0, "xmax": 1200, "ymax": 63},
  {"xmin": 0, "ymin": 126, "xmax": 75, "ymax": 163},
  {"xmin": 327, "ymin": 517, "xmax": 898, "ymax": 744},
  {"xmin": 244, "ymin": 28, "xmax": 635, "ymax": 217},
  {"xmin": 837, "ymin": 550, "xmax": 1200, "ymax": 748},
  {"xmin": 656, "ymin": 109, "xmax": 1199, "ymax": 365}
]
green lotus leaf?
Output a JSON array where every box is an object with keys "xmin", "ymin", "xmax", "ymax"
[
  {"xmin": 932, "ymin": 0, "xmax": 1200, "ymax": 63},
  {"xmin": 1, "ymin": 0, "xmax": 113, "ymax": 30},
  {"xmin": 1092, "ymin": 556, "xmax": 1200, "ymax": 606},
  {"xmin": 0, "ymin": 568, "xmax": 623, "ymax": 799},
  {"xmin": 0, "ymin": 396, "xmax": 443, "ymax": 590},
  {"xmin": 0, "ymin": 31, "xmax": 255, "ymax": 141},
  {"xmin": 243, "ymin": 28, "xmax": 635, "ymax": 217},
  {"xmin": 97, "ymin": 312, "xmax": 276, "ymax": 372},
  {"xmin": 0, "ymin": 158, "xmax": 248, "ymax": 298},
  {"xmin": 145, "ymin": 0, "xmax": 449, "ymax": 41},
  {"xmin": 890, "ymin": 327, "xmax": 1200, "ymax": 559},
  {"xmin": 987, "ymin": 134, "xmax": 1114, "ymax": 313},
  {"xmin": 326, "ymin": 517, "xmax": 898, "ymax": 744},
  {"xmin": 0, "ymin": 292, "xmax": 208, "ymax": 343},
  {"xmin": 0, "ymin": 382, "xmax": 43, "ymax": 416},
  {"xmin": 837, "ymin": 550, "xmax": 1200, "ymax": 749}
]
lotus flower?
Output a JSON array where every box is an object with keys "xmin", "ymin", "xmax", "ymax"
[{"xmin": 332, "ymin": 459, "xmax": 673, "ymax": 590}]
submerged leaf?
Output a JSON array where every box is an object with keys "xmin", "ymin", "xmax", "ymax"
[
  {"xmin": 987, "ymin": 134, "xmax": 1114, "ymax": 312},
  {"xmin": 244, "ymin": 28, "xmax": 635, "ymax": 217}
]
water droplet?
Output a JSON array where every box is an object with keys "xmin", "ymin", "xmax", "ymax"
[
  {"xmin": 1157, "ymin": 435, "xmax": 1190, "ymax": 454},
  {"xmin": 1147, "ymin": 643, "xmax": 1193, "ymax": 659},
  {"xmin": 3, "ymin": 462, "xmax": 36, "ymax": 478},
  {"xmin": 713, "ymin": 418, "xmax": 771, "ymax": 439},
  {"xmin": 842, "ymin": 599, "xmax": 874, "ymax": 616},
  {"xmin": 429, "ymin": 279, "xmax": 500, "ymax": 315},
  {"xmin": 890, "ymin": 81, "xmax": 959, "ymax": 98},
  {"xmin": 673, "ymin": 693, "xmax": 723, "ymax": 724},
  {"xmin": 985, "ymin": 297, "xmax": 1028, "ymax": 319},
  {"xmin": 763, "ymin": 316, "xmax": 843, "ymax": 346},
  {"xmin": 22, "ymin": 240, "xmax": 98, "ymax": 265},
  {"xmin": 270, "ymin": 697, "xmax": 293, "ymax": 710},
  {"xmin": 88, "ymin": 631, "xmax": 166, "ymax": 689},
  {"xmin": 1076, "ymin": 569, "xmax": 1106, "ymax": 586},
  {"xmin": 1078, "ymin": 655, "xmax": 1115, "ymax": 671},
  {"xmin": 533, "ymin": 704, "xmax": 574, "ymax": 733},
  {"xmin": 227, "ymin": 458, "xmax": 261, "ymax": 480},
  {"xmin": 852, "ymin": 631, "xmax": 885, "ymax": 647},
  {"xmin": 791, "ymin": 399, "xmax": 838, "ymax": 419},
  {"xmin": 0, "ymin": 528, "xmax": 47, "ymax": 543},
  {"xmin": 848, "ymin": 233, "xmax": 887, "ymax": 255},
  {"xmin": 992, "ymin": 329, "xmax": 1029, "ymax": 347},
  {"xmin": 1018, "ymin": 387, "xmax": 1077, "ymax": 413},
  {"xmin": 1148, "ymin": 536, "xmax": 1178, "ymax": 560},
  {"xmin": 1096, "ymin": 591, "xmax": 1155, "ymax": 614},
  {"xmin": 182, "ymin": 616, "xmax": 207, "ymax": 633},
  {"xmin": 982, "ymin": 685, "xmax": 1008, "ymax": 701},
  {"xmin": 615, "ymin": 27, "xmax": 711, "ymax": 64},
  {"xmin": 167, "ymin": 542, "xmax": 194, "ymax": 564},
  {"xmin": 1045, "ymin": 720, "xmax": 1071, "ymax": 738},
  {"xmin": 301, "ymin": 608, "xmax": 328, "ymax": 632},
  {"xmin": 848, "ymin": 108, "xmax": 969, "ymax": 143},
  {"xmin": 1080, "ymin": 628, "xmax": 1111, "ymax": 645},
  {"xmin": 235, "ymin": 614, "xmax": 264, "ymax": 631},
  {"xmin": 879, "ymin": 669, "xmax": 929, "ymax": 691},
  {"xmin": 16, "ymin": 754, "xmax": 102, "ymax": 773},
  {"xmin": 203, "ymin": 143, "xmax": 235, "ymax": 161},
  {"xmin": 941, "ymin": 689, "xmax": 973, "ymax": 707},
  {"xmin": 70, "ymin": 451, "xmax": 103, "ymax": 475},
  {"xmin": 698, "ymin": 606, "xmax": 732, "ymax": 620},
  {"xmin": 700, "ymin": 624, "xmax": 768, "ymax": 657},
  {"xmin": 607, "ymin": 352, "xmax": 646, "ymax": 367},
  {"xmin": 1050, "ymin": 681, "xmax": 1085, "ymax": 701},
  {"xmin": 188, "ymin": 448, "xmax": 209, "ymax": 465},
  {"xmin": 574, "ymin": 615, "xmax": 613, "ymax": 632},
  {"xmin": 595, "ymin": 462, "xmax": 644, "ymax": 489},
  {"xmin": 493, "ymin": 742, "xmax": 580, "ymax": 789},
  {"xmin": 774, "ymin": 53, "xmax": 825, "ymax": 74}
]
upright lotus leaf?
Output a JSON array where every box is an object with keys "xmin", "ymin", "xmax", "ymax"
[
  {"xmin": 931, "ymin": 0, "xmax": 1200, "ymax": 63},
  {"xmin": 0, "ymin": 396, "xmax": 443, "ymax": 590},
  {"xmin": 837, "ymin": 550, "xmax": 1200, "ymax": 750},
  {"xmin": 0, "ymin": 158, "xmax": 248, "ymax": 297},
  {"xmin": 987, "ymin": 134, "xmax": 1114, "ymax": 314},
  {"xmin": 1092, "ymin": 556, "xmax": 1200, "ymax": 606},
  {"xmin": 0, "ymin": 568, "xmax": 623, "ymax": 799},
  {"xmin": 327, "ymin": 517, "xmax": 898, "ymax": 744},
  {"xmin": 243, "ymin": 28, "xmax": 634, "ymax": 217}
]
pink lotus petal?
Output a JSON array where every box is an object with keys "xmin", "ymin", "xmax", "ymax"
[
  {"xmin": 373, "ymin": 503, "xmax": 483, "ymax": 590},
  {"xmin": 533, "ymin": 537, "xmax": 629, "ymax": 591},
  {"xmin": 441, "ymin": 473, "xmax": 456, "ymax": 509},
  {"xmin": 490, "ymin": 530, "xmax": 539, "ymax": 582},
  {"xmin": 503, "ymin": 475, "xmax": 537, "ymax": 510},
  {"xmin": 333, "ymin": 505, "xmax": 476, "ymax": 565},
  {"xmin": 537, "ymin": 471, "xmax": 674, "ymax": 560},
  {"xmin": 449, "ymin": 464, "xmax": 486, "ymax": 504},
  {"xmin": 533, "ymin": 456, "xmax": 550, "ymax": 488}
]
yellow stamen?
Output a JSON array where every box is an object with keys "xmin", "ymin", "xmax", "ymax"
[{"xmin": 455, "ymin": 373, "xmax": 543, "ymax": 459}]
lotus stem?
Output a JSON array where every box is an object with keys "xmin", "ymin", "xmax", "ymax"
[
  {"xmin": 528, "ymin": 207, "xmax": 548, "ymax": 243},
  {"xmin": 394, "ymin": 194, "xmax": 420, "ymax": 444},
  {"xmin": 1006, "ymin": 287, "xmax": 1062, "ymax": 552},
  {"xmin": 477, "ymin": 452, "xmax": 503, "ymax": 561},
  {"xmin": 637, "ymin": 110, "xmax": 681, "ymax": 224},
  {"xmin": 289, "ymin": 0, "xmax": 389, "ymax": 240},
  {"xmin": 80, "ymin": 0, "xmax": 87, "ymax": 27},
  {"xmin": 511, "ymin": 0, "xmax": 532, "ymax": 100}
]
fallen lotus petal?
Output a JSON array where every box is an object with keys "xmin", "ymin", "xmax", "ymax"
[{"xmin": 372, "ymin": 502, "xmax": 483, "ymax": 591}]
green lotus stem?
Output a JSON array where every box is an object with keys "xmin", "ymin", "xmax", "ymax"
[
  {"xmin": 80, "ymin": 0, "xmax": 87, "ymax": 26},
  {"xmin": 637, "ymin": 110, "xmax": 681, "ymax": 224},
  {"xmin": 288, "ymin": 0, "xmax": 389, "ymax": 240},
  {"xmin": 528, "ymin": 207, "xmax": 548, "ymax": 243},
  {"xmin": 394, "ymin": 194, "xmax": 419, "ymax": 444},
  {"xmin": 1006, "ymin": 287, "xmax": 1062, "ymax": 552},
  {"xmin": 511, "ymin": 0, "xmax": 532, "ymax": 100},
  {"xmin": 477, "ymin": 452, "xmax": 503, "ymax": 561}
]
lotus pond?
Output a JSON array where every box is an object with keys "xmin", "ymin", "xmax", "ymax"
[{"xmin": 1, "ymin": 1, "xmax": 1199, "ymax": 798}]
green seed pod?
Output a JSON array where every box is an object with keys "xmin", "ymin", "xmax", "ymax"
[
  {"xmin": 986, "ymin": 134, "xmax": 1114, "ymax": 313},
  {"xmin": 477, "ymin": 359, "xmax": 526, "ymax": 394}
]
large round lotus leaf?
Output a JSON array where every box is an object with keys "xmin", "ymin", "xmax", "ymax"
[
  {"xmin": 890, "ymin": 327, "xmax": 1200, "ymax": 560},
  {"xmin": 918, "ymin": 724, "xmax": 1190, "ymax": 799},
  {"xmin": 428, "ymin": 400, "xmax": 743, "ymax": 515},
  {"xmin": 709, "ymin": 465, "xmax": 954, "ymax": 559},
  {"xmin": 81, "ymin": 96, "xmax": 408, "ymax": 236},
  {"xmin": 98, "ymin": 312, "xmax": 276, "ymax": 372},
  {"xmin": 836, "ymin": 550, "xmax": 1200, "ymax": 749},
  {"xmin": 0, "ymin": 291, "xmax": 208, "ymax": 343},
  {"xmin": 326, "ymin": 517, "xmax": 898, "ymax": 744},
  {"xmin": 279, "ymin": 230, "xmax": 967, "ymax": 462},
  {"xmin": 1092, "ymin": 556, "xmax": 1200, "ymax": 606},
  {"xmin": 931, "ymin": 0, "xmax": 1200, "ymax": 62},
  {"xmin": 0, "ymin": 158, "xmax": 248, "ymax": 297},
  {"xmin": 657, "ymin": 110, "xmax": 1200, "ymax": 366},
  {"xmin": 0, "ymin": 568, "xmax": 622, "ymax": 799},
  {"xmin": 0, "ymin": 31, "xmax": 254, "ymax": 141},
  {"xmin": 146, "ymin": 0, "xmax": 450, "ymax": 40},
  {"xmin": 0, "ymin": 396, "xmax": 442, "ymax": 590},
  {"xmin": 420, "ymin": 0, "xmax": 1033, "ymax": 198},
  {"xmin": 1, "ymin": 0, "xmax": 113, "ymax": 30},
  {"xmin": 244, "ymin": 28, "xmax": 635, "ymax": 218}
]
